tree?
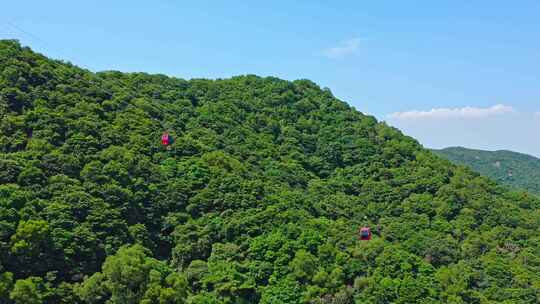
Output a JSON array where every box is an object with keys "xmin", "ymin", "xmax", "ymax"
[
  {"xmin": 10, "ymin": 220, "xmax": 56, "ymax": 276},
  {"xmin": 77, "ymin": 244, "xmax": 187, "ymax": 304},
  {"xmin": 10, "ymin": 277, "xmax": 49, "ymax": 304},
  {"xmin": 0, "ymin": 269, "xmax": 14, "ymax": 302},
  {"xmin": 290, "ymin": 250, "xmax": 317, "ymax": 281}
]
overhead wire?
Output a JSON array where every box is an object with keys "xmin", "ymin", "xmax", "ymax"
[
  {"xmin": 2, "ymin": 19, "xmax": 93, "ymax": 71},
  {"xmin": 0, "ymin": 20, "xmax": 176, "ymax": 135},
  {"xmin": 0, "ymin": 20, "xmax": 116, "ymax": 98}
]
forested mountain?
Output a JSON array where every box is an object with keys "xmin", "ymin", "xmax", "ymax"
[
  {"xmin": 1, "ymin": 40, "xmax": 540, "ymax": 303},
  {"xmin": 433, "ymin": 147, "xmax": 540, "ymax": 195}
]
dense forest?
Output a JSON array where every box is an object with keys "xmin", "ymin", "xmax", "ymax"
[
  {"xmin": 1, "ymin": 40, "xmax": 540, "ymax": 303},
  {"xmin": 434, "ymin": 147, "xmax": 540, "ymax": 196}
]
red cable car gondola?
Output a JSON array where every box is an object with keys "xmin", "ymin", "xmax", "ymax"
[
  {"xmin": 161, "ymin": 133, "xmax": 171, "ymax": 146},
  {"xmin": 359, "ymin": 227, "xmax": 371, "ymax": 241}
]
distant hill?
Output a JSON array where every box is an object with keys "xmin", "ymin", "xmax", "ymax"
[{"xmin": 433, "ymin": 147, "xmax": 540, "ymax": 195}]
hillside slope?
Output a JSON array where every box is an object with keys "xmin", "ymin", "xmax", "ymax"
[
  {"xmin": 433, "ymin": 147, "xmax": 540, "ymax": 195},
  {"xmin": 1, "ymin": 40, "xmax": 540, "ymax": 303}
]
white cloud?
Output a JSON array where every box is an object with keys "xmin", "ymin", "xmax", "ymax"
[
  {"xmin": 388, "ymin": 104, "xmax": 514, "ymax": 120},
  {"xmin": 386, "ymin": 106, "xmax": 540, "ymax": 158},
  {"xmin": 322, "ymin": 38, "xmax": 360, "ymax": 58}
]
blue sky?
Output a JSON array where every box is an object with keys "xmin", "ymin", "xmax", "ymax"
[{"xmin": 2, "ymin": 1, "xmax": 540, "ymax": 156}]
